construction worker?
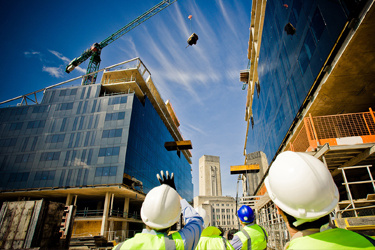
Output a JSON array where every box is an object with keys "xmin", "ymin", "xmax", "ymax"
[
  {"xmin": 230, "ymin": 205, "xmax": 268, "ymax": 250},
  {"xmin": 113, "ymin": 171, "xmax": 203, "ymax": 250},
  {"xmin": 195, "ymin": 206, "xmax": 234, "ymax": 250},
  {"xmin": 265, "ymin": 151, "xmax": 375, "ymax": 249}
]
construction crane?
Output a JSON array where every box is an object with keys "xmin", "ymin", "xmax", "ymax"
[{"xmin": 65, "ymin": 0, "xmax": 177, "ymax": 85}]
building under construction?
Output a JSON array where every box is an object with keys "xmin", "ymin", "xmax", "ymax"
[
  {"xmin": 0, "ymin": 58, "xmax": 193, "ymax": 243},
  {"xmin": 240, "ymin": 0, "xmax": 375, "ymax": 249}
]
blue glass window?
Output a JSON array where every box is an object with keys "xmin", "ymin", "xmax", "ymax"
[
  {"xmin": 95, "ymin": 166, "xmax": 117, "ymax": 176},
  {"xmin": 32, "ymin": 105, "xmax": 48, "ymax": 113},
  {"xmin": 34, "ymin": 170, "xmax": 55, "ymax": 181},
  {"xmin": 0, "ymin": 138, "xmax": 17, "ymax": 147},
  {"xmin": 59, "ymin": 170, "xmax": 66, "ymax": 186},
  {"xmin": 70, "ymin": 89, "xmax": 77, "ymax": 96},
  {"xmin": 9, "ymin": 172, "xmax": 29, "ymax": 182},
  {"xmin": 98, "ymin": 147, "xmax": 120, "ymax": 157},
  {"xmin": 105, "ymin": 112, "xmax": 125, "ymax": 121},
  {"xmin": 298, "ymin": 30, "xmax": 316, "ymax": 74},
  {"xmin": 15, "ymin": 153, "xmax": 35, "ymax": 163},
  {"xmin": 60, "ymin": 118, "xmax": 67, "ymax": 132},
  {"xmin": 45, "ymin": 134, "xmax": 65, "ymax": 143},
  {"xmin": 27, "ymin": 120, "xmax": 45, "ymax": 129},
  {"xmin": 102, "ymin": 129, "xmax": 122, "ymax": 138},
  {"xmin": 59, "ymin": 90, "xmax": 67, "ymax": 96},
  {"xmin": 311, "ymin": 8, "xmax": 325, "ymax": 43},
  {"xmin": 30, "ymin": 137, "xmax": 38, "ymax": 151},
  {"xmin": 40, "ymin": 152, "xmax": 60, "ymax": 161},
  {"xmin": 9, "ymin": 122, "xmax": 23, "ymax": 131},
  {"xmin": 60, "ymin": 102, "xmax": 73, "ymax": 110},
  {"xmin": 14, "ymin": 107, "xmax": 28, "ymax": 115},
  {"xmin": 108, "ymin": 96, "xmax": 127, "ymax": 105}
]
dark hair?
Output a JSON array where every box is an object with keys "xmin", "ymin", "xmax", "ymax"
[{"xmin": 282, "ymin": 210, "xmax": 330, "ymax": 231}]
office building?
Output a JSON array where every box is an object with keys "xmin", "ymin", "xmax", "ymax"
[
  {"xmin": 199, "ymin": 155, "xmax": 222, "ymax": 196},
  {"xmin": 241, "ymin": 0, "xmax": 375, "ymax": 248},
  {"xmin": 0, "ymin": 58, "xmax": 193, "ymax": 241},
  {"xmin": 195, "ymin": 155, "xmax": 237, "ymax": 231}
]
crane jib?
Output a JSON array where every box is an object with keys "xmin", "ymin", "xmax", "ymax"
[{"xmin": 65, "ymin": 0, "xmax": 177, "ymax": 84}]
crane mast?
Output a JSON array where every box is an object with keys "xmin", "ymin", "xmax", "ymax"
[{"xmin": 65, "ymin": 0, "xmax": 177, "ymax": 85}]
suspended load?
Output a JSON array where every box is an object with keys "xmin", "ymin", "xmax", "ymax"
[
  {"xmin": 187, "ymin": 33, "xmax": 199, "ymax": 47},
  {"xmin": 186, "ymin": 14, "xmax": 198, "ymax": 48}
]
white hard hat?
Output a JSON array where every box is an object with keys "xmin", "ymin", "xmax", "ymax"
[
  {"xmin": 265, "ymin": 151, "xmax": 339, "ymax": 220},
  {"xmin": 141, "ymin": 184, "xmax": 181, "ymax": 230},
  {"xmin": 196, "ymin": 206, "xmax": 209, "ymax": 228}
]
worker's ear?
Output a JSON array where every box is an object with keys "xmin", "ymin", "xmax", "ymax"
[{"xmin": 275, "ymin": 205, "xmax": 282, "ymax": 215}]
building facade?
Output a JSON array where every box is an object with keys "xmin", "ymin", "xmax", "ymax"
[
  {"xmin": 195, "ymin": 155, "xmax": 237, "ymax": 231},
  {"xmin": 241, "ymin": 0, "xmax": 375, "ymax": 249},
  {"xmin": 199, "ymin": 155, "xmax": 222, "ymax": 196},
  {"xmin": 0, "ymin": 58, "xmax": 193, "ymax": 241}
]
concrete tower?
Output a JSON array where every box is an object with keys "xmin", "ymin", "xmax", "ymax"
[{"xmin": 199, "ymin": 155, "xmax": 222, "ymax": 196}]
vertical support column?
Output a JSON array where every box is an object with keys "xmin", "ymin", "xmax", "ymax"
[
  {"xmin": 309, "ymin": 113, "xmax": 320, "ymax": 147},
  {"xmin": 101, "ymin": 192, "xmax": 111, "ymax": 236},
  {"xmin": 110, "ymin": 194, "xmax": 114, "ymax": 216},
  {"xmin": 123, "ymin": 197, "xmax": 130, "ymax": 218},
  {"xmin": 66, "ymin": 193, "xmax": 73, "ymax": 206},
  {"xmin": 122, "ymin": 197, "xmax": 130, "ymax": 240},
  {"xmin": 370, "ymin": 108, "xmax": 375, "ymax": 124}
]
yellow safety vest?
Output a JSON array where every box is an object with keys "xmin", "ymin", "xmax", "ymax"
[
  {"xmin": 196, "ymin": 226, "xmax": 234, "ymax": 250},
  {"xmin": 234, "ymin": 224, "xmax": 268, "ymax": 250},
  {"xmin": 114, "ymin": 231, "xmax": 184, "ymax": 250},
  {"xmin": 287, "ymin": 228, "xmax": 375, "ymax": 249}
]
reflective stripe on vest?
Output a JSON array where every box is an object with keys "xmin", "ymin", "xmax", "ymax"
[{"xmin": 287, "ymin": 228, "xmax": 375, "ymax": 249}]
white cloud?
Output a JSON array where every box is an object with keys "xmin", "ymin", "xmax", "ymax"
[
  {"xmin": 24, "ymin": 51, "xmax": 43, "ymax": 61},
  {"xmin": 24, "ymin": 51, "xmax": 40, "ymax": 56},
  {"xmin": 42, "ymin": 66, "xmax": 63, "ymax": 78},
  {"xmin": 48, "ymin": 49, "xmax": 86, "ymax": 74}
]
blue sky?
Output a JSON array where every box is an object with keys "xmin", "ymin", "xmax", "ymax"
[{"xmin": 0, "ymin": 0, "xmax": 251, "ymax": 198}]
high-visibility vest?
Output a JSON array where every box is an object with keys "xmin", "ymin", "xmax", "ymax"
[
  {"xmin": 113, "ymin": 231, "xmax": 184, "ymax": 250},
  {"xmin": 234, "ymin": 224, "xmax": 268, "ymax": 250},
  {"xmin": 196, "ymin": 226, "xmax": 234, "ymax": 250},
  {"xmin": 287, "ymin": 228, "xmax": 375, "ymax": 249}
]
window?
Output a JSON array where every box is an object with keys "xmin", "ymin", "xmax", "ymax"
[
  {"xmin": 27, "ymin": 120, "xmax": 45, "ymax": 129},
  {"xmin": 9, "ymin": 172, "xmax": 29, "ymax": 182},
  {"xmin": 105, "ymin": 112, "xmax": 125, "ymax": 121},
  {"xmin": 40, "ymin": 152, "xmax": 60, "ymax": 161},
  {"xmin": 45, "ymin": 134, "xmax": 65, "ymax": 143},
  {"xmin": 102, "ymin": 129, "xmax": 122, "ymax": 138},
  {"xmin": 95, "ymin": 166, "xmax": 117, "ymax": 177},
  {"xmin": 0, "ymin": 138, "xmax": 17, "ymax": 147},
  {"xmin": 59, "ymin": 90, "xmax": 67, "ymax": 96},
  {"xmin": 9, "ymin": 122, "xmax": 23, "ymax": 131},
  {"xmin": 108, "ymin": 96, "xmax": 127, "ymax": 105},
  {"xmin": 15, "ymin": 153, "xmax": 35, "ymax": 163},
  {"xmin": 311, "ymin": 8, "xmax": 325, "ymax": 43},
  {"xmin": 298, "ymin": 30, "xmax": 316, "ymax": 74},
  {"xmin": 59, "ymin": 102, "xmax": 73, "ymax": 110},
  {"xmin": 33, "ymin": 105, "xmax": 48, "ymax": 113},
  {"xmin": 34, "ymin": 170, "xmax": 55, "ymax": 181},
  {"xmin": 15, "ymin": 107, "xmax": 28, "ymax": 115},
  {"xmin": 98, "ymin": 147, "xmax": 120, "ymax": 157},
  {"xmin": 70, "ymin": 89, "xmax": 77, "ymax": 96},
  {"xmin": 60, "ymin": 118, "xmax": 67, "ymax": 132}
]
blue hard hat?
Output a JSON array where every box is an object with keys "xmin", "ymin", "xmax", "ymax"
[{"xmin": 237, "ymin": 205, "xmax": 254, "ymax": 223}]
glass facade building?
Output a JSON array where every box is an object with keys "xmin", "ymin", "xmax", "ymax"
[
  {"xmin": 0, "ymin": 60, "xmax": 193, "ymax": 201},
  {"xmin": 245, "ymin": 0, "xmax": 365, "ymax": 163}
]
